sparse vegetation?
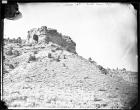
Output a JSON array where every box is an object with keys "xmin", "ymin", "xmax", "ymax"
[
  {"xmin": 28, "ymin": 54, "xmax": 36, "ymax": 62},
  {"xmin": 13, "ymin": 50, "xmax": 20, "ymax": 56},
  {"xmin": 51, "ymin": 49, "xmax": 56, "ymax": 52},
  {"xmin": 3, "ymin": 68, "xmax": 9, "ymax": 74},
  {"xmin": 55, "ymin": 47, "xmax": 62, "ymax": 51},
  {"xmin": 63, "ymin": 63, "xmax": 66, "ymax": 67},
  {"xmin": 17, "ymin": 37, "xmax": 22, "ymax": 44},
  {"xmin": 5, "ymin": 37, "xmax": 23, "ymax": 44},
  {"xmin": 88, "ymin": 57, "xmax": 92, "ymax": 62},
  {"xmin": 98, "ymin": 88, "xmax": 106, "ymax": 91},
  {"xmin": 98, "ymin": 65, "xmax": 108, "ymax": 75},
  {"xmin": 34, "ymin": 51, "xmax": 38, "ymax": 54},
  {"xmin": 88, "ymin": 57, "xmax": 97, "ymax": 65},
  {"xmin": 6, "ymin": 50, "xmax": 13, "ymax": 56},
  {"xmin": 9, "ymin": 46, "xmax": 13, "ymax": 50},
  {"xmin": 106, "ymin": 67, "xmax": 128, "ymax": 76},
  {"xmin": 55, "ymin": 56, "xmax": 60, "ymax": 62},
  {"xmin": 94, "ymin": 98, "xmax": 102, "ymax": 101},
  {"xmin": 9, "ymin": 64, "xmax": 14, "ymax": 69},
  {"xmin": 101, "ymin": 103, "xmax": 108, "ymax": 107},
  {"xmin": 63, "ymin": 55, "xmax": 66, "ymax": 59},
  {"xmin": 27, "ymin": 43, "xmax": 32, "ymax": 47},
  {"xmin": 48, "ymin": 53, "xmax": 52, "ymax": 58},
  {"xmin": 51, "ymin": 44, "xmax": 57, "ymax": 47}
]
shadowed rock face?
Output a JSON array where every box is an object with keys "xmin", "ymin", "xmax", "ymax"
[
  {"xmin": 27, "ymin": 26, "xmax": 76, "ymax": 54},
  {"xmin": 33, "ymin": 34, "xmax": 38, "ymax": 43}
]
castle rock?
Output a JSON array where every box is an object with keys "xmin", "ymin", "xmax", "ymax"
[{"xmin": 27, "ymin": 26, "xmax": 76, "ymax": 53}]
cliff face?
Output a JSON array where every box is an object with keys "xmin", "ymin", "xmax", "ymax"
[{"xmin": 27, "ymin": 26, "xmax": 76, "ymax": 54}]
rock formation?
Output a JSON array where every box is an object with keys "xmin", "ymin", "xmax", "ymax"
[{"xmin": 27, "ymin": 26, "xmax": 76, "ymax": 54}]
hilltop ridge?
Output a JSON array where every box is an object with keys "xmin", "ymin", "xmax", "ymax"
[{"xmin": 27, "ymin": 26, "xmax": 76, "ymax": 54}]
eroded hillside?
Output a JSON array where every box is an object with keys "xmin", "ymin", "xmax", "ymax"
[{"xmin": 3, "ymin": 35, "xmax": 137, "ymax": 109}]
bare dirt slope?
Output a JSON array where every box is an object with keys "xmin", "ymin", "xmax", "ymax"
[{"xmin": 3, "ymin": 42, "xmax": 137, "ymax": 109}]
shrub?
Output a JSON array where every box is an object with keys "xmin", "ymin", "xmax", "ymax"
[
  {"xmin": 55, "ymin": 47, "xmax": 62, "ymax": 51},
  {"xmin": 17, "ymin": 37, "xmax": 22, "ymax": 44},
  {"xmin": 9, "ymin": 64, "xmax": 14, "ymax": 69},
  {"xmin": 55, "ymin": 56, "xmax": 60, "ymax": 62},
  {"xmin": 88, "ymin": 57, "xmax": 97, "ymax": 65},
  {"xmin": 94, "ymin": 98, "xmax": 102, "ymax": 101},
  {"xmin": 18, "ymin": 44, "xmax": 23, "ymax": 48},
  {"xmin": 13, "ymin": 50, "xmax": 20, "ymax": 56},
  {"xmin": 98, "ymin": 65, "xmax": 108, "ymax": 75},
  {"xmin": 28, "ymin": 44, "xmax": 32, "ymax": 47},
  {"xmin": 34, "ymin": 51, "xmax": 38, "ymax": 54},
  {"xmin": 3, "ymin": 68, "xmax": 9, "ymax": 74},
  {"xmin": 88, "ymin": 57, "xmax": 92, "ymax": 62},
  {"xmin": 9, "ymin": 46, "xmax": 13, "ymax": 50},
  {"xmin": 48, "ymin": 53, "xmax": 52, "ymax": 58},
  {"xmin": 6, "ymin": 50, "xmax": 13, "ymax": 56},
  {"xmin": 51, "ymin": 49, "xmax": 56, "ymax": 52},
  {"xmin": 122, "ymin": 68, "xmax": 126, "ymax": 71},
  {"xmin": 51, "ymin": 44, "xmax": 57, "ymax": 47},
  {"xmin": 98, "ymin": 65, "xmax": 103, "ymax": 70},
  {"xmin": 28, "ymin": 54, "xmax": 36, "ymax": 62},
  {"xmin": 63, "ymin": 63, "xmax": 66, "ymax": 67},
  {"xmin": 63, "ymin": 55, "xmax": 66, "ymax": 59},
  {"xmin": 14, "ymin": 62, "xmax": 19, "ymax": 68}
]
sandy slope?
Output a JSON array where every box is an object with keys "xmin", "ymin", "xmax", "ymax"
[{"xmin": 3, "ymin": 43, "xmax": 138, "ymax": 109}]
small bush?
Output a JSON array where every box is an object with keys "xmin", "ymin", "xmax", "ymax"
[
  {"xmin": 98, "ymin": 65, "xmax": 108, "ymax": 74},
  {"xmin": 48, "ymin": 53, "xmax": 52, "ymax": 58},
  {"xmin": 122, "ymin": 68, "xmax": 126, "ymax": 72},
  {"xmin": 98, "ymin": 65, "xmax": 103, "ymax": 70},
  {"xmin": 13, "ymin": 50, "xmax": 20, "ymax": 56},
  {"xmin": 17, "ymin": 37, "xmax": 22, "ymax": 44},
  {"xmin": 3, "ymin": 68, "xmax": 9, "ymax": 74},
  {"xmin": 63, "ymin": 63, "xmax": 66, "ymax": 67},
  {"xmin": 9, "ymin": 46, "xmax": 13, "ymax": 50},
  {"xmin": 28, "ymin": 44, "xmax": 32, "ymax": 47},
  {"xmin": 55, "ymin": 47, "xmax": 62, "ymax": 51},
  {"xmin": 51, "ymin": 44, "xmax": 57, "ymax": 47},
  {"xmin": 88, "ymin": 57, "xmax": 97, "ymax": 65},
  {"xmin": 94, "ymin": 98, "xmax": 102, "ymax": 101},
  {"xmin": 63, "ymin": 55, "xmax": 66, "ymax": 59},
  {"xmin": 18, "ymin": 45, "xmax": 23, "ymax": 48},
  {"xmin": 55, "ymin": 56, "xmax": 60, "ymax": 62},
  {"xmin": 34, "ymin": 51, "xmax": 38, "ymax": 54},
  {"xmin": 6, "ymin": 50, "xmax": 13, "ymax": 56},
  {"xmin": 88, "ymin": 57, "xmax": 92, "ymax": 62},
  {"xmin": 51, "ymin": 49, "xmax": 56, "ymax": 52},
  {"xmin": 9, "ymin": 64, "xmax": 14, "ymax": 69},
  {"xmin": 28, "ymin": 54, "xmax": 36, "ymax": 62}
]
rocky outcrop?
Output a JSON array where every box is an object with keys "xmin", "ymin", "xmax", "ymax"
[{"xmin": 27, "ymin": 26, "xmax": 76, "ymax": 54}]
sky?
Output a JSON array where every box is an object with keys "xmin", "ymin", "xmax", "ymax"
[{"xmin": 4, "ymin": 3, "xmax": 137, "ymax": 72}]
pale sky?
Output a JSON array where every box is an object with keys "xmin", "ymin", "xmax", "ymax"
[{"xmin": 4, "ymin": 3, "xmax": 137, "ymax": 72}]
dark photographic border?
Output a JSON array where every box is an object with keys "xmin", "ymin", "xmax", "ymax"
[{"xmin": 0, "ymin": 1, "xmax": 139, "ymax": 110}]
